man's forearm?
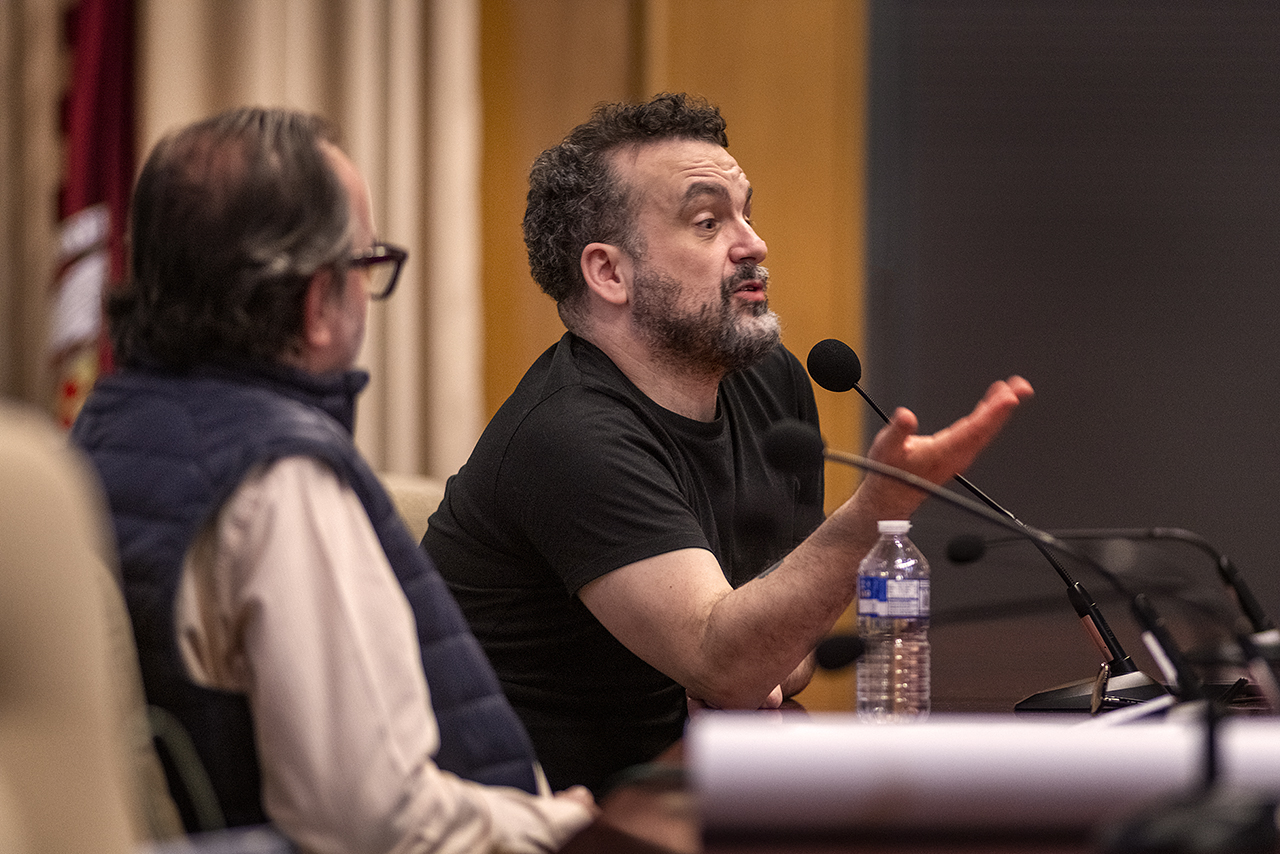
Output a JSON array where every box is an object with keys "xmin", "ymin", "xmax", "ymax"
[{"xmin": 780, "ymin": 651, "xmax": 816, "ymax": 698}]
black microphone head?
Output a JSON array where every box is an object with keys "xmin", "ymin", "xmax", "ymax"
[
  {"xmin": 806, "ymin": 339, "xmax": 862, "ymax": 393},
  {"xmin": 762, "ymin": 419, "xmax": 825, "ymax": 475},
  {"xmin": 815, "ymin": 634, "xmax": 865, "ymax": 671},
  {"xmin": 947, "ymin": 534, "xmax": 988, "ymax": 564}
]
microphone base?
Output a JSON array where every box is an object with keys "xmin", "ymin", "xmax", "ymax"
[
  {"xmin": 1097, "ymin": 787, "xmax": 1280, "ymax": 854},
  {"xmin": 1015, "ymin": 669, "xmax": 1167, "ymax": 713}
]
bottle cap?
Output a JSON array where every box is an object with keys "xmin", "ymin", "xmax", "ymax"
[{"xmin": 877, "ymin": 520, "xmax": 911, "ymax": 534}]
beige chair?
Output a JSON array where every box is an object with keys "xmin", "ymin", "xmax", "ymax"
[
  {"xmin": 379, "ymin": 471, "xmax": 448, "ymax": 543},
  {"xmin": 0, "ymin": 401, "xmax": 182, "ymax": 853},
  {"xmin": 0, "ymin": 404, "xmax": 456, "ymax": 853}
]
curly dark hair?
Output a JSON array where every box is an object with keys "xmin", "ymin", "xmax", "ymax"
[
  {"xmin": 108, "ymin": 107, "xmax": 352, "ymax": 369},
  {"xmin": 522, "ymin": 92, "xmax": 729, "ymax": 323}
]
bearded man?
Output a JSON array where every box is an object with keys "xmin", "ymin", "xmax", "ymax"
[{"xmin": 423, "ymin": 93, "xmax": 1033, "ymax": 794}]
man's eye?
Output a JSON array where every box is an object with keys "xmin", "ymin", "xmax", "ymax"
[{"xmin": 696, "ymin": 218, "xmax": 717, "ymax": 230}]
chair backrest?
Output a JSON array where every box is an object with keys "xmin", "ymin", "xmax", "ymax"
[
  {"xmin": 0, "ymin": 402, "xmax": 182, "ymax": 853},
  {"xmin": 379, "ymin": 471, "xmax": 448, "ymax": 543}
]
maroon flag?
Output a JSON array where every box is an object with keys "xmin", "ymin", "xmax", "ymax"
[{"xmin": 49, "ymin": 0, "xmax": 133, "ymax": 428}]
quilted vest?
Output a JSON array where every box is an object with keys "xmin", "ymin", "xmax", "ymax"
[{"xmin": 72, "ymin": 362, "xmax": 540, "ymax": 831}]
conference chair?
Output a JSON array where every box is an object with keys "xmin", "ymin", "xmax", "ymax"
[
  {"xmin": 379, "ymin": 470, "xmax": 448, "ymax": 543},
  {"xmin": 0, "ymin": 401, "xmax": 174, "ymax": 853},
  {"xmin": 0, "ymin": 399, "xmax": 451, "ymax": 853}
]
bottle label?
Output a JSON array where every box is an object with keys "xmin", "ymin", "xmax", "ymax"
[{"xmin": 858, "ymin": 577, "xmax": 930, "ymax": 617}]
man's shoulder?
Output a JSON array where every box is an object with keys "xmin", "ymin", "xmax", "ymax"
[
  {"xmin": 517, "ymin": 332, "xmax": 638, "ymax": 394},
  {"xmin": 489, "ymin": 334, "xmax": 650, "ymax": 434},
  {"xmin": 76, "ymin": 367, "xmax": 352, "ymax": 477},
  {"xmin": 451, "ymin": 336, "xmax": 685, "ymax": 514}
]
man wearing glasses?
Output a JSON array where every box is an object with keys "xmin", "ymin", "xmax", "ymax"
[
  {"xmin": 72, "ymin": 107, "xmax": 594, "ymax": 853},
  {"xmin": 423, "ymin": 93, "xmax": 1032, "ymax": 795}
]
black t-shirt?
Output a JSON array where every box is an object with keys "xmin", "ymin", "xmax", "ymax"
[{"xmin": 424, "ymin": 333, "xmax": 824, "ymax": 792}]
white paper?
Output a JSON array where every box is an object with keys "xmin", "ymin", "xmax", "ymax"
[{"xmin": 688, "ymin": 711, "xmax": 1280, "ymax": 833}]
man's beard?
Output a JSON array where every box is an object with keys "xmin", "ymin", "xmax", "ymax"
[{"xmin": 631, "ymin": 262, "xmax": 782, "ymax": 376}]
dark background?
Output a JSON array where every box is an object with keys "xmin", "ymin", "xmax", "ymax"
[{"xmin": 863, "ymin": 1, "xmax": 1280, "ymax": 703}]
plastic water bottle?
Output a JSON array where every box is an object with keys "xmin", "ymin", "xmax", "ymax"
[{"xmin": 857, "ymin": 520, "xmax": 931, "ymax": 719}]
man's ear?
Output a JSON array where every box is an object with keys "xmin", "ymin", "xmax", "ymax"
[
  {"xmin": 300, "ymin": 268, "xmax": 337, "ymax": 351},
  {"xmin": 580, "ymin": 242, "xmax": 631, "ymax": 307}
]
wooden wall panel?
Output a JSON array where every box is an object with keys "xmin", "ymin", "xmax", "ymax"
[
  {"xmin": 480, "ymin": 0, "xmax": 870, "ymax": 711},
  {"xmin": 479, "ymin": 0, "xmax": 637, "ymax": 412}
]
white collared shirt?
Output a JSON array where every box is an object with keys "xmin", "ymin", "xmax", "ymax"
[{"xmin": 175, "ymin": 456, "xmax": 593, "ymax": 854}]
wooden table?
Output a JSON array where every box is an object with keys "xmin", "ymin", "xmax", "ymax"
[
  {"xmin": 556, "ymin": 613, "xmax": 1267, "ymax": 853},
  {"xmin": 559, "ymin": 736, "xmax": 1096, "ymax": 854}
]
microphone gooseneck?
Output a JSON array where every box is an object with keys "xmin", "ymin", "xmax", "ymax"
[
  {"xmin": 763, "ymin": 419, "xmax": 1238, "ymax": 709},
  {"xmin": 1039, "ymin": 528, "xmax": 1276, "ymax": 640},
  {"xmin": 806, "ymin": 338, "xmax": 1004, "ymax": 514},
  {"xmin": 952, "ymin": 528, "xmax": 1279, "ymax": 642},
  {"xmin": 770, "ymin": 400, "xmax": 1280, "ymax": 852},
  {"xmin": 804, "ymin": 339, "xmax": 1140, "ymax": 678}
]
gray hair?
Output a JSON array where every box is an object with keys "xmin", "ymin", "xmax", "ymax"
[{"xmin": 110, "ymin": 107, "xmax": 351, "ymax": 368}]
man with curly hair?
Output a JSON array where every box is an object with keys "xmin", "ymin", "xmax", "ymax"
[{"xmin": 424, "ymin": 93, "xmax": 1033, "ymax": 794}]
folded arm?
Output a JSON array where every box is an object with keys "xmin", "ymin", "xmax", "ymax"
[
  {"xmin": 178, "ymin": 458, "xmax": 595, "ymax": 854},
  {"xmin": 579, "ymin": 377, "xmax": 1033, "ymax": 710}
]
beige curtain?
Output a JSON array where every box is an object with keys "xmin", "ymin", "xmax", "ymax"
[
  {"xmin": 0, "ymin": 0, "xmax": 480, "ymax": 478},
  {"xmin": 0, "ymin": 1, "xmax": 65, "ymax": 408},
  {"xmin": 138, "ymin": 0, "xmax": 483, "ymax": 477}
]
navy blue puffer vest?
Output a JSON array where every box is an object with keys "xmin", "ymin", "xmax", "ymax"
[{"xmin": 72, "ymin": 362, "xmax": 540, "ymax": 830}]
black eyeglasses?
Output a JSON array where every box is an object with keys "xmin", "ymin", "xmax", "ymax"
[{"xmin": 348, "ymin": 241, "xmax": 407, "ymax": 300}]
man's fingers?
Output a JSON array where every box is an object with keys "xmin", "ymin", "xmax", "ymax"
[
  {"xmin": 866, "ymin": 407, "xmax": 918, "ymax": 455},
  {"xmin": 1008, "ymin": 375, "xmax": 1035, "ymax": 399},
  {"xmin": 978, "ymin": 376, "xmax": 1034, "ymax": 415}
]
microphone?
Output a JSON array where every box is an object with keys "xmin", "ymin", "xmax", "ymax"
[
  {"xmin": 806, "ymin": 338, "xmax": 1008, "ymax": 517},
  {"xmin": 762, "ymin": 419, "xmax": 1180, "ymax": 711},
  {"xmin": 950, "ymin": 529, "xmax": 1279, "ymax": 643},
  {"xmin": 814, "ymin": 634, "xmax": 866, "ymax": 671},
  {"xmin": 946, "ymin": 529, "xmax": 1280, "ymax": 708},
  {"xmin": 806, "ymin": 338, "xmax": 870, "ymax": 397},
  {"xmin": 1012, "ymin": 528, "xmax": 1275, "ymax": 642},
  {"xmin": 770, "ymin": 409, "xmax": 1280, "ymax": 851},
  {"xmin": 946, "ymin": 533, "xmax": 989, "ymax": 564},
  {"xmin": 804, "ymin": 340, "xmax": 1149, "ymax": 702},
  {"xmin": 950, "ymin": 528, "xmax": 1280, "ymax": 708}
]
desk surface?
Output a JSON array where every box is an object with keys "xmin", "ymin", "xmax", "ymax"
[
  {"xmin": 558, "ymin": 723, "xmax": 1100, "ymax": 854},
  {"xmin": 559, "ymin": 742, "xmax": 1095, "ymax": 854},
  {"xmin": 556, "ymin": 613, "xmax": 1263, "ymax": 854}
]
